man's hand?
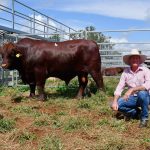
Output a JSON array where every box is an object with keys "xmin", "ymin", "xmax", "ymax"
[
  {"xmin": 122, "ymin": 88, "xmax": 134, "ymax": 101},
  {"xmin": 111, "ymin": 95, "xmax": 120, "ymax": 111},
  {"xmin": 111, "ymin": 101, "xmax": 119, "ymax": 111}
]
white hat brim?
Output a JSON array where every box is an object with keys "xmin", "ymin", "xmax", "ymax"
[{"xmin": 123, "ymin": 54, "xmax": 146, "ymax": 65}]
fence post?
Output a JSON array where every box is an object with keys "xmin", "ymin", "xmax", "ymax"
[
  {"xmin": 44, "ymin": 26, "xmax": 46, "ymax": 38},
  {"xmin": 30, "ymin": 18, "xmax": 32, "ymax": 33},
  {"xmin": 69, "ymin": 28, "xmax": 71, "ymax": 40},
  {"xmin": 84, "ymin": 30, "xmax": 87, "ymax": 39},
  {"xmin": 33, "ymin": 11, "xmax": 35, "ymax": 33},
  {"xmin": 47, "ymin": 18, "xmax": 49, "ymax": 38},
  {"xmin": 12, "ymin": 0, "xmax": 15, "ymax": 29}
]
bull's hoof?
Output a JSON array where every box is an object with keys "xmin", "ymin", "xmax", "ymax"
[
  {"xmin": 37, "ymin": 95, "xmax": 47, "ymax": 101},
  {"xmin": 29, "ymin": 93, "xmax": 36, "ymax": 99},
  {"xmin": 75, "ymin": 95, "xmax": 83, "ymax": 100},
  {"xmin": 84, "ymin": 88, "xmax": 91, "ymax": 97}
]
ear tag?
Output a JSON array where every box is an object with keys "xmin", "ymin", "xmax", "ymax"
[{"xmin": 16, "ymin": 53, "xmax": 21, "ymax": 58}]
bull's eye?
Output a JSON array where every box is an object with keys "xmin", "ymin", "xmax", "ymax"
[{"xmin": 9, "ymin": 53, "xmax": 15, "ymax": 58}]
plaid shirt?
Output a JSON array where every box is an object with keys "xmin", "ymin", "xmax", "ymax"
[{"xmin": 114, "ymin": 66, "xmax": 150, "ymax": 96}]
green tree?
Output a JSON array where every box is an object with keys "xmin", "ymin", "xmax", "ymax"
[
  {"xmin": 49, "ymin": 34, "xmax": 60, "ymax": 42},
  {"xmin": 70, "ymin": 26, "xmax": 109, "ymax": 43}
]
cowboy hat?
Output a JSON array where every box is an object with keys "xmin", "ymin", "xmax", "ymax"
[{"xmin": 123, "ymin": 49, "xmax": 146, "ymax": 65}]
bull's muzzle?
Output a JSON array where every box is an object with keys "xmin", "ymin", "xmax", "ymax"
[{"xmin": 1, "ymin": 64, "xmax": 7, "ymax": 68}]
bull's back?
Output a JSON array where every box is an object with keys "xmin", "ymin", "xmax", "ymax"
[{"xmin": 17, "ymin": 38, "xmax": 100, "ymax": 70}]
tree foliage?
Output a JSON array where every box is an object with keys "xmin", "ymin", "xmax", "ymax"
[
  {"xmin": 70, "ymin": 26, "xmax": 110, "ymax": 43},
  {"xmin": 49, "ymin": 34, "xmax": 60, "ymax": 42}
]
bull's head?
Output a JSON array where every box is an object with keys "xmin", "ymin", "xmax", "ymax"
[{"xmin": 1, "ymin": 42, "xmax": 22, "ymax": 70}]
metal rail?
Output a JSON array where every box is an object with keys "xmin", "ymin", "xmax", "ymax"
[
  {"xmin": 0, "ymin": 0, "xmax": 77, "ymax": 37},
  {"xmin": 89, "ymin": 29, "xmax": 150, "ymax": 33},
  {"xmin": 1, "ymin": 1, "xmax": 150, "ymax": 86}
]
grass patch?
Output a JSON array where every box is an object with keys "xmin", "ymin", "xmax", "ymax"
[
  {"xmin": 34, "ymin": 120, "xmax": 49, "ymax": 127},
  {"xmin": 102, "ymin": 138, "xmax": 126, "ymax": 150},
  {"xmin": 77, "ymin": 100, "xmax": 92, "ymax": 109},
  {"xmin": 55, "ymin": 111, "xmax": 67, "ymax": 116},
  {"xmin": 12, "ymin": 106, "xmax": 33, "ymax": 114},
  {"xmin": 56, "ymin": 85, "xmax": 78, "ymax": 98},
  {"xmin": 16, "ymin": 86, "xmax": 30, "ymax": 92},
  {"xmin": 38, "ymin": 135, "xmax": 63, "ymax": 150},
  {"xmin": 0, "ymin": 118, "xmax": 15, "ymax": 133},
  {"xmin": 11, "ymin": 105, "xmax": 41, "ymax": 117},
  {"xmin": 99, "ymin": 105, "xmax": 112, "ymax": 116},
  {"xmin": 92, "ymin": 91, "xmax": 108, "ymax": 104},
  {"xmin": 143, "ymin": 138, "xmax": 150, "ymax": 142},
  {"xmin": 104, "ymin": 77, "xmax": 119, "ymax": 96},
  {"xmin": 17, "ymin": 131, "xmax": 37, "ymax": 144},
  {"xmin": 110, "ymin": 119, "xmax": 127, "ymax": 132},
  {"xmin": 51, "ymin": 115, "xmax": 63, "ymax": 128},
  {"xmin": 97, "ymin": 118, "xmax": 110, "ymax": 126},
  {"xmin": 64, "ymin": 117, "xmax": 91, "ymax": 131}
]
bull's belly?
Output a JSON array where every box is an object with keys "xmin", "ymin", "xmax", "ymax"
[{"xmin": 47, "ymin": 71, "xmax": 77, "ymax": 82}]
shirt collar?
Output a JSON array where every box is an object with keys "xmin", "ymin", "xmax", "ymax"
[{"xmin": 129, "ymin": 65, "xmax": 143, "ymax": 73}]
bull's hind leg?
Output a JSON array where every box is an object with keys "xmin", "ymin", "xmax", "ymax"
[
  {"xmin": 90, "ymin": 70, "xmax": 104, "ymax": 91},
  {"xmin": 76, "ymin": 73, "xmax": 88, "ymax": 99},
  {"xmin": 36, "ymin": 84, "xmax": 46, "ymax": 101}
]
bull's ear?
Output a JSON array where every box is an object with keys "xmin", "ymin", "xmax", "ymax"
[{"xmin": 13, "ymin": 44, "xmax": 23, "ymax": 58}]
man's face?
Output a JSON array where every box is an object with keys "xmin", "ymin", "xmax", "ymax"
[{"xmin": 129, "ymin": 55, "xmax": 140, "ymax": 67}]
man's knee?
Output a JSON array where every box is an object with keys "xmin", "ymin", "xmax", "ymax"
[
  {"xmin": 117, "ymin": 97, "xmax": 126, "ymax": 108},
  {"xmin": 137, "ymin": 91, "xmax": 149, "ymax": 100}
]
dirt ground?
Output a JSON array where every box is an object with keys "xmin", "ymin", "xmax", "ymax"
[{"xmin": 0, "ymin": 86, "xmax": 150, "ymax": 150}]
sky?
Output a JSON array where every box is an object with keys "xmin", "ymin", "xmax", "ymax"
[{"xmin": 1, "ymin": 0, "xmax": 150, "ymax": 52}]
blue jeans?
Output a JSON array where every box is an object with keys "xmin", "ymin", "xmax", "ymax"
[{"xmin": 118, "ymin": 91, "xmax": 150, "ymax": 121}]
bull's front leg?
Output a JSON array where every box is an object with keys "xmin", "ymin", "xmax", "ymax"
[
  {"xmin": 35, "ymin": 67, "xmax": 46, "ymax": 101},
  {"xmin": 29, "ymin": 83, "xmax": 36, "ymax": 98},
  {"xmin": 23, "ymin": 73, "xmax": 36, "ymax": 98}
]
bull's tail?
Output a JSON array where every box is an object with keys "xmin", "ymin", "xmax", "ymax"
[{"xmin": 89, "ymin": 42, "xmax": 104, "ymax": 91}]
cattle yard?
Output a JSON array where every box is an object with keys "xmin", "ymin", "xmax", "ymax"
[
  {"xmin": 1, "ymin": 0, "xmax": 150, "ymax": 87},
  {"xmin": 0, "ymin": 1, "xmax": 150, "ymax": 150}
]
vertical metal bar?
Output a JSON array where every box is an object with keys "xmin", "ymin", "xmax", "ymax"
[
  {"xmin": 80, "ymin": 31, "xmax": 84, "ymax": 39},
  {"xmin": 33, "ymin": 11, "xmax": 35, "ymax": 33},
  {"xmin": 44, "ymin": 26, "xmax": 45, "ymax": 38},
  {"xmin": 30, "ymin": 18, "xmax": 32, "ymax": 33},
  {"xmin": 5, "ymin": 70, "xmax": 8, "ymax": 86},
  {"xmin": 15, "ymin": 36, "xmax": 18, "ymax": 86},
  {"xmin": 14, "ymin": 70, "xmax": 18, "ymax": 86},
  {"xmin": 15, "ymin": 35, "xmax": 18, "ymax": 43},
  {"xmin": 12, "ymin": 71, "xmax": 14, "ymax": 86},
  {"xmin": 84, "ymin": 30, "xmax": 87, "ymax": 39},
  {"xmin": 69, "ymin": 28, "xmax": 71, "ymax": 40},
  {"xmin": 1, "ymin": 69, "xmax": 4, "ymax": 84},
  {"xmin": 16, "ymin": 71, "xmax": 19, "ymax": 86},
  {"xmin": 47, "ymin": 18, "xmax": 49, "ymax": 38},
  {"xmin": 12, "ymin": 0, "xmax": 15, "ymax": 29}
]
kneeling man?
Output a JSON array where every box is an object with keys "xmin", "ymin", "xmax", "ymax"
[{"xmin": 111, "ymin": 49, "xmax": 150, "ymax": 128}]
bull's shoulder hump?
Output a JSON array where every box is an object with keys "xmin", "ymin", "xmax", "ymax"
[
  {"xmin": 17, "ymin": 38, "xmax": 34, "ymax": 43},
  {"xmin": 17, "ymin": 38, "xmax": 49, "ymax": 44}
]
